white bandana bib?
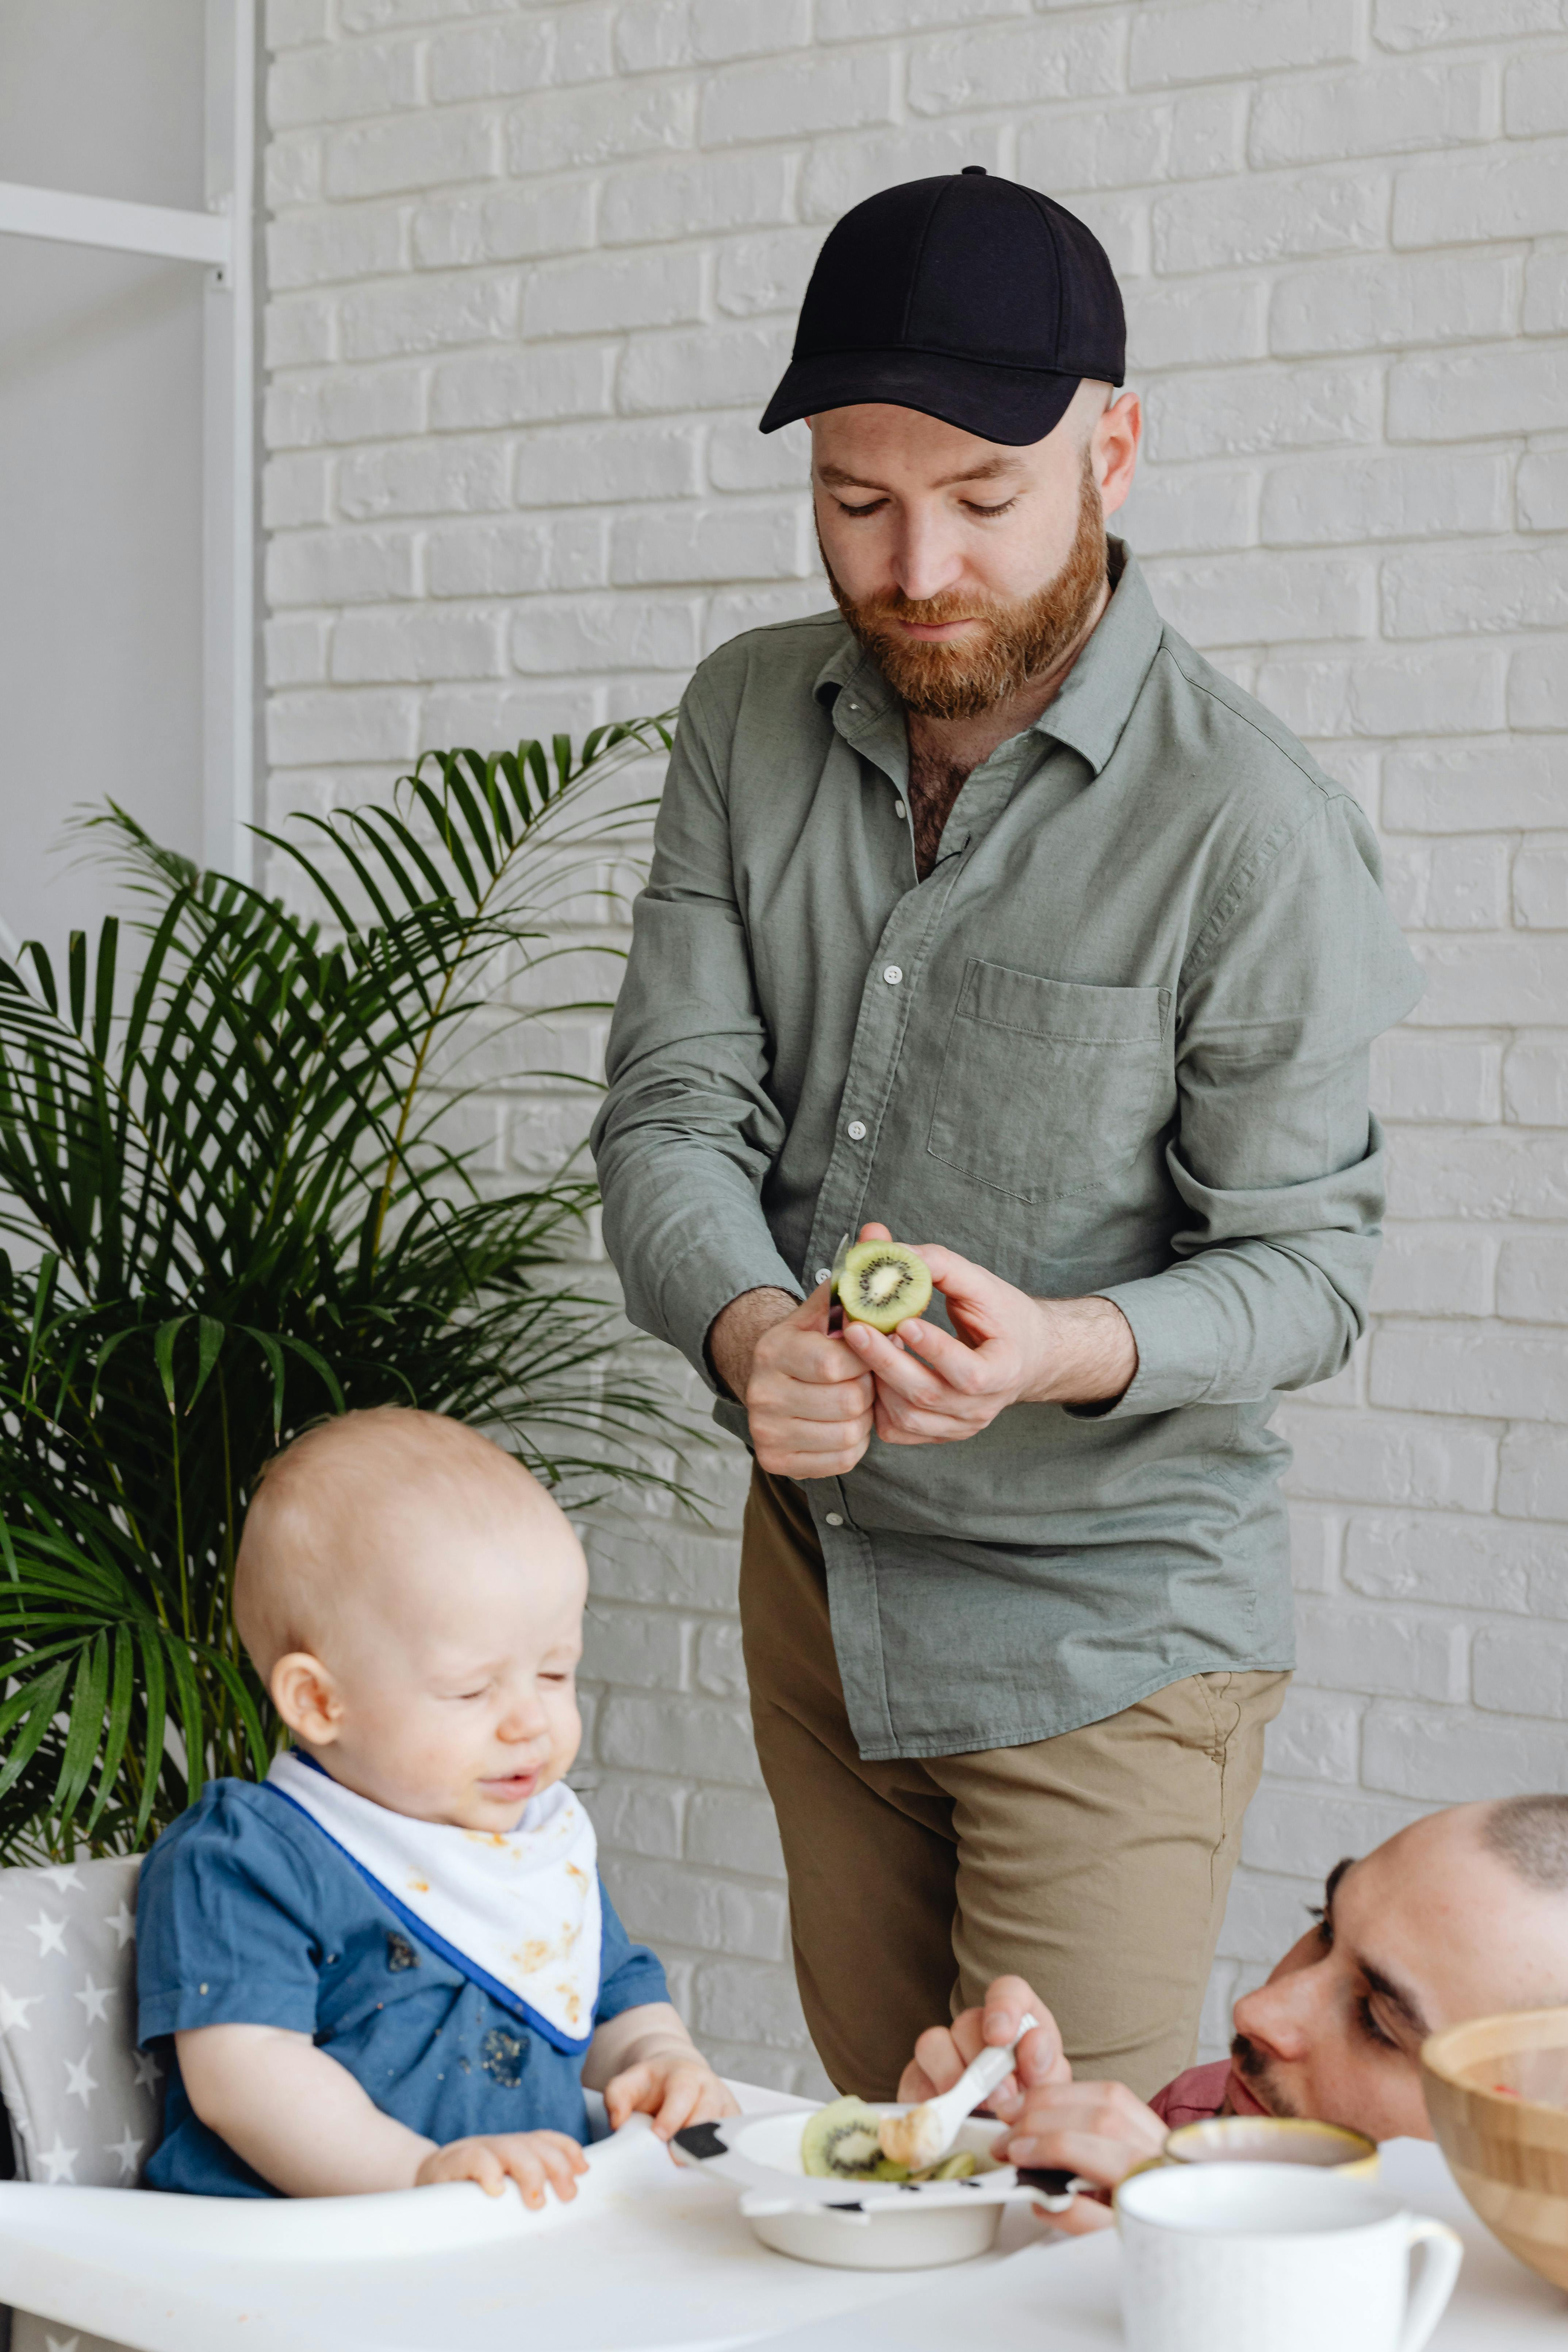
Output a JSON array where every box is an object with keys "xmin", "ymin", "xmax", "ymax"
[{"xmin": 265, "ymin": 1752, "xmax": 603, "ymax": 2053}]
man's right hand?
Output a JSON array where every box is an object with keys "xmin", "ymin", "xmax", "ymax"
[
  {"xmin": 900, "ymin": 1975, "xmax": 1167, "ymax": 2235},
  {"xmin": 708, "ymin": 1283, "xmax": 875, "ymax": 1479},
  {"xmin": 898, "ymin": 1975, "xmax": 1071, "ymax": 2123}
]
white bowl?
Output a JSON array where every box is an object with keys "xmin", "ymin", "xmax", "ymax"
[{"xmin": 731, "ymin": 2110, "xmax": 1009, "ymax": 2272}]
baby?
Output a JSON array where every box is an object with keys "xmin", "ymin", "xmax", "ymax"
[{"xmin": 137, "ymin": 1406, "xmax": 736, "ymax": 2205}]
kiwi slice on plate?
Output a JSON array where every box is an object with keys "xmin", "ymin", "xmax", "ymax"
[
  {"xmin": 835, "ymin": 1240, "xmax": 932, "ymax": 1334},
  {"xmin": 800, "ymin": 2096, "xmax": 887, "ymax": 2178}
]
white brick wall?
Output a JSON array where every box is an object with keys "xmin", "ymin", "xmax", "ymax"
[{"xmin": 261, "ymin": 0, "xmax": 1568, "ymax": 2092}]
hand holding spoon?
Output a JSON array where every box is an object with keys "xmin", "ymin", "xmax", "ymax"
[{"xmin": 877, "ymin": 2014, "xmax": 1040, "ymax": 2172}]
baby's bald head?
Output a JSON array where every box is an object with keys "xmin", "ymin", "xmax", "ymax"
[
  {"xmin": 239, "ymin": 1409, "xmax": 589, "ymax": 1828},
  {"xmin": 235, "ymin": 1407, "xmax": 579, "ymax": 1679}
]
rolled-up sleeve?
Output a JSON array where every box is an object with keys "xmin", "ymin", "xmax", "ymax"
[
  {"xmin": 590, "ymin": 678, "xmax": 804, "ymax": 1387},
  {"xmin": 1091, "ymin": 792, "xmax": 1424, "ymax": 1417}
]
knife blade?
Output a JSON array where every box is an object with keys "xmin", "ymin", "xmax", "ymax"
[{"xmin": 827, "ymin": 1231, "xmax": 850, "ymax": 1331}]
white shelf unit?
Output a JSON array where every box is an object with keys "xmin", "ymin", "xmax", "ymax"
[{"xmin": 0, "ymin": 0, "xmax": 257, "ymax": 892}]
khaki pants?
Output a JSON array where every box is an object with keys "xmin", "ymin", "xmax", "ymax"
[{"xmin": 740, "ymin": 1466, "xmax": 1288, "ymax": 2104}]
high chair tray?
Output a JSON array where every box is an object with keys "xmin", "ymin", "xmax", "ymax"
[{"xmin": 0, "ymin": 2089, "xmax": 1037, "ymax": 2352}]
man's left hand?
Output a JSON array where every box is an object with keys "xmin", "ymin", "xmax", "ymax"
[{"xmin": 838, "ymin": 1225, "xmax": 1138, "ymax": 1443}]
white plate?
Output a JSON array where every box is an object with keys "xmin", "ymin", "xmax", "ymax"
[{"xmin": 671, "ymin": 2105, "xmax": 1077, "ymax": 2273}]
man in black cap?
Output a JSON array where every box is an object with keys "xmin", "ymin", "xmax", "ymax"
[{"xmin": 591, "ymin": 171, "xmax": 1422, "ymax": 2103}]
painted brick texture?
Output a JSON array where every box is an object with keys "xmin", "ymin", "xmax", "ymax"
[{"xmin": 262, "ymin": 0, "xmax": 1568, "ymax": 2089}]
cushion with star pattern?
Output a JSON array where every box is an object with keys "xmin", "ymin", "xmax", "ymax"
[{"xmin": 0, "ymin": 1857, "xmax": 160, "ymax": 2194}]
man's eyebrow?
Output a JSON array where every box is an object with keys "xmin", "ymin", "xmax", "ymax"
[
  {"xmin": 932, "ymin": 455, "xmax": 1025, "ymax": 488},
  {"xmin": 814, "ymin": 456, "xmax": 1025, "ymax": 492},
  {"xmin": 1314, "ymin": 1855, "xmax": 1355, "ymax": 1926},
  {"xmin": 815, "ymin": 463, "xmax": 879, "ymax": 489}
]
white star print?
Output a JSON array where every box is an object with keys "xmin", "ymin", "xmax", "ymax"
[
  {"xmin": 45, "ymin": 2334, "xmax": 79, "ymax": 2352},
  {"xmin": 63, "ymin": 2054, "xmax": 97, "ymax": 2108},
  {"xmin": 0, "ymin": 1985, "xmax": 39, "ymax": 2034},
  {"xmin": 106, "ymin": 1900, "xmax": 135, "ymax": 1951},
  {"xmin": 34, "ymin": 1866, "xmax": 81, "ymax": 1894},
  {"xmin": 132, "ymin": 2049, "xmax": 162, "ymax": 2092},
  {"xmin": 106, "ymin": 2127, "xmax": 144, "ymax": 2181},
  {"xmin": 74, "ymin": 1975, "xmax": 112, "ymax": 2025},
  {"xmin": 25, "ymin": 1913, "xmax": 66, "ymax": 1959},
  {"xmin": 37, "ymin": 2135, "xmax": 77, "ymax": 2184}
]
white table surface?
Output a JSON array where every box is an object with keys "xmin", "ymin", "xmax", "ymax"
[
  {"xmin": 0, "ymin": 2096, "xmax": 1561, "ymax": 2351},
  {"xmin": 756, "ymin": 2138, "xmax": 1568, "ymax": 2351}
]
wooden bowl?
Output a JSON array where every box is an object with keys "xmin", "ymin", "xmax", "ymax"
[{"xmin": 1422, "ymin": 2007, "xmax": 1568, "ymax": 2290}]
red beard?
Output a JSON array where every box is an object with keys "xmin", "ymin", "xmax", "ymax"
[{"xmin": 821, "ymin": 451, "xmax": 1108, "ymax": 721}]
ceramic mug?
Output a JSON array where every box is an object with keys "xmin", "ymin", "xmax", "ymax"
[
  {"xmin": 1116, "ymin": 2161, "xmax": 1462, "ymax": 2352},
  {"xmin": 1164, "ymin": 2114, "xmax": 1379, "ymax": 2176}
]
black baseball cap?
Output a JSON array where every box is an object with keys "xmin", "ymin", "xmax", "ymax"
[{"xmin": 759, "ymin": 167, "xmax": 1125, "ymax": 447}]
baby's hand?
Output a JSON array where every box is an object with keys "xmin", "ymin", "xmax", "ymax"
[
  {"xmin": 415, "ymin": 2129, "xmax": 588, "ymax": 2208},
  {"xmin": 605, "ymin": 2052, "xmax": 739, "ymax": 2141}
]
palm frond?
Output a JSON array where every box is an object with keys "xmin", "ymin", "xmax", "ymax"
[{"xmin": 0, "ymin": 717, "xmax": 691, "ymax": 1858}]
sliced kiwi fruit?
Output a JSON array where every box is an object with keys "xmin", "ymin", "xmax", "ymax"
[
  {"xmin": 835, "ymin": 1239, "xmax": 932, "ymax": 1334},
  {"xmin": 919, "ymin": 2149, "xmax": 978, "ymax": 2181},
  {"xmin": 800, "ymin": 2096, "xmax": 887, "ymax": 2179}
]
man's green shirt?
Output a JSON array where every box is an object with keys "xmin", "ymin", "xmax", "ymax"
[{"xmin": 591, "ymin": 549, "xmax": 1423, "ymax": 1763}]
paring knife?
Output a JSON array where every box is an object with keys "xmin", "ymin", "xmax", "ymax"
[{"xmin": 826, "ymin": 1230, "xmax": 850, "ymax": 1331}]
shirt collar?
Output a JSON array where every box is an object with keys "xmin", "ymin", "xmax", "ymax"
[
  {"xmin": 811, "ymin": 539, "xmax": 1164, "ymax": 778},
  {"xmin": 814, "ymin": 624, "xmax": 885, "ymax": 717},
  {"xmin": 1036, "ymin": 542, "xmax": 1163, "ymax": 776}
]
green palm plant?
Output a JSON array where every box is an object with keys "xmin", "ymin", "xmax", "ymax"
[{"xmin": 0, "ymin": 720, "xmax": 682, "ymax": 1863}]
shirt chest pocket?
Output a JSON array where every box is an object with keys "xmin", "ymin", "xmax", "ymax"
[{"xmin": 926, "ymin": 960, "xmax": 1171, "ymax": 1203}]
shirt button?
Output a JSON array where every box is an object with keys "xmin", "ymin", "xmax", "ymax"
[
  {"xmin": 825, "ymin": 1512, "xmax": 844, "ymax": 1528},
  {"xmin": 882, "ymin": 964, "xmax": 903, "ymax": 986},
  {"xmin": 894, "ymin": 799, "xmax": 907, "ymax": 819},
  {"xmin": 813, "ymin": 1266, "xmax": 831, "ymax": 1285},
  {"xmin": 847, "ymin": 1119, "xmax": 867, "ymax": 1141}
]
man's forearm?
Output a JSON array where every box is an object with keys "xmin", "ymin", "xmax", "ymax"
[
  {"xmin": 1021, "ymin": 1295, "xmax": 1139, "ymax": 1406},
  {"xmin": 706, "ymin": 1286, "xmax": 799, "ymax": 1403}
]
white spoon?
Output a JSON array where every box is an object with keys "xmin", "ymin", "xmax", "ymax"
[{"xmin": 877, "ymin": 2012, "xmax": 1040, "ymax": 2172}]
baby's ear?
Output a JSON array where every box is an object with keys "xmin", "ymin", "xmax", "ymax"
[{"xmin": 271, "ymin": 1651, "xmax": 342, "ymax": 1745}]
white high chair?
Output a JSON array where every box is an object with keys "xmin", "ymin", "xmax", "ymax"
[
  {"xmin": 0, "ymin": 1856, "xmax": 958, "ymax": 2352},
  {"xmin": 0, "ymin": 1853, "xmax": 155, "ymax": 2352}
]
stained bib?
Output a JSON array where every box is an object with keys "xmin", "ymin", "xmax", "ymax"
[{"xmin": 265, "ymin": 1751, "xmax": 602, "ymax": 2052}]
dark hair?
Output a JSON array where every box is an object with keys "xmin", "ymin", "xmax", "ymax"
[{"xmin": 1483, "ymin": 1795, "xmax": 1568, "ymax": 1893}]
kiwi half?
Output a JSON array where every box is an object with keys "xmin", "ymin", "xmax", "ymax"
[
  {"xmin": 799, "ymin": 2096, "xmax": 887, "ymax": 2179},
  {"xmin": 835, "ymin": 1240, "xmax": 932, "ymax": 1334}
]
